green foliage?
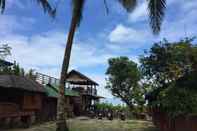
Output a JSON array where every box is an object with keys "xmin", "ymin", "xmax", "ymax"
[
  {"xmin": 159, "ymin": 86, "xmax": 197, "ymax": 118},
  {"xmin": 0, "ymin": 61, "xmax": 36, "ymax": 79},
  {"xmin": 105, "ymin": 56, "xmax": 145, "ymax": 109},
  {"xmin": 140, "ymin": 38, "xmax": 197, "ymax": 89},
  {"xmin": 0, "ymin": 44, "xmax": 11, "ymax": 59},
  {"xmin": 0, "ymin": 61, "xmax": 24, "ymax": 76},
  {"xmin": 95, "ymin": 103, "xmax": 128, "ymax": 111},
  {"xmin": 26, "ymin": 69, "xmax": 37, "ymax": 79},
  {"xmin": 141, "ymin": 38, "xmax": 197, "ymax": 118}
]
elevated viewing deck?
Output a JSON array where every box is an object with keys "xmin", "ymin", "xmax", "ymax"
[
  {"xmin": 35, "ymin": 71, "xmax": 98, "ymax": 97},
  {"xmin": 35, "ymin": 72, "xmax": 60, "ymax": 86}
]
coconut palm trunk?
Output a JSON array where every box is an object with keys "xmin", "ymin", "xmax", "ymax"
[
  {"xmin": 56, "ymin": 13, "xmax": 79, "ymax": 131},
  {"xmin": 56, "ymin": 1, "xmax": 85, "ymax": 131}
]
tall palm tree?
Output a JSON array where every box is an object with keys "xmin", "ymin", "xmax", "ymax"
[
  {"xmin": 56, "ymin": 1, "xmax": 85, "ymax": 131},
  {"xmin": 56, "ymin": 0, "xmax": 166, "ymax": 131},
  {"xmin": 0, "ymin": 0, "xmax": 166, "ymax": 131}
]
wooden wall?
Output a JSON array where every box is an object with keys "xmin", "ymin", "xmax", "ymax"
[{"xmin": 23, "ymin": 93, "xmax": 43, "ymax": 111}]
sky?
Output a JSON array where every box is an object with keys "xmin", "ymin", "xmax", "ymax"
[{"xmin": 0, "ymin": 0, "xmax": 197, "ymax": 104}]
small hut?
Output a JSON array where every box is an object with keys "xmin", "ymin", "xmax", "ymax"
[{"xmin": 0, "ymin": 75, "xmax": 45, "ymax": 127}]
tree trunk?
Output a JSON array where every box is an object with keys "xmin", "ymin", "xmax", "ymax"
[{"xmin": 56, "ymin": 14, "xmax": 78, "ymax": 131}]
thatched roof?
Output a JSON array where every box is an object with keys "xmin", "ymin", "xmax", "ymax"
[
  {"xmin": 0, "ymin": 59, "xmax": 13, "ymax": 67},
  {"xmin": 0, "ymin": 75, "xmax": 45, "ymax": 93},
  {"xmin": 67, "ymin": 70, "xmax": 99, "ymax": 86}
]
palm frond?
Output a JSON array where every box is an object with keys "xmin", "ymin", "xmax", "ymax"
[
  {"xmin": 148, "ymin": 0, "xmax": 166, "ymax": 35},
  {"xmin": 72, "ymin": 0, "xmax": 86, "ymax": 27},
  {"xmin": 0, "ymin": 0, "xmax": 6, "ymax": 14},
  {"xmin": 118, "ymin": 0, "xmax": 137, "ymax": 12},
  {"xmin": 37, "ymin": 0, "xmax": 56, "ymax": 17}
]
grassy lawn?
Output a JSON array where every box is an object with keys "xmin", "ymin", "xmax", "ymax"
[{"xmin": 8, "ymin": 118, "xmax": 158, "ymax": 131}]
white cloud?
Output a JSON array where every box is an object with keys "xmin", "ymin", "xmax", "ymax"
[
  {"xmin": 2, "ymin": 31, "xmax": 115, "ymax": 77},
  {"xmin": 70, "ymin": 44, "xmax": 113, "ymax": 69},
  {"xmin": 108, "ymin": 24, "xmax": 152, "ymax": 48}
]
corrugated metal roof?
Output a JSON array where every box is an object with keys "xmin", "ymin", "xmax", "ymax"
[
  {"xmin": 44, "ymin": 84, "xmax": 58, "ymax": 98},
  {"xmin": 46, "ymin": 84, "xmax": 79, "ymax": 97}
]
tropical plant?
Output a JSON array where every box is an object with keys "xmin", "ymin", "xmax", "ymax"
[
  {"xmin": 95, "ymin": 102, "xmax": 128, "ymax": 112},
  {"xmin": 0, "ymin": 61, "xmax": 24, "ymax": 76},
  {"xmin": 105, "ymin": 56, "xmax": 145, "ymax": 109},
  {"xmin": 141, "ymin": 38, "xmax": 197, "ymax": 118},
  {"xmin": 0, "ymin": 0, "xmax": 167, "ymax": 130},
  {"xmin": 140, "ymin": 38, "xmax": 197, "ymax": 89}
]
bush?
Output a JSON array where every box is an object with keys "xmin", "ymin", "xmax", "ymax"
[{"xmin": 159, "ymin": 86, "xmax": 197, "ymax": 118}]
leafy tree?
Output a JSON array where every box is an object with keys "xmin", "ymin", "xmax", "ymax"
[
  {"xmin": 95, "ymin": 102, "xmax": 128, "ymax": 112},
  {"xmin": 26, "ymin": 69, "xmax": 36, "ymax": 79},
  {"xmin": 0, "ymin": 60, "xmax": 36, "ymax": 78},
  {"xmin": 1, "ymin": 0, "xmax": 167, "ymax": 130},
  {"xmin": 140, "ymin": 38, "xmax": 197, "ymax": 89},
  {"xmin": 159, "ymin": 85, "xmax": 197, "ymax": 118},
  {"xmin": 0, "ymin": 61, "xmax": 24, "ymax": 75},
  {"xmin": 105, "ymin": 57, "xmax": 144, "ymax": 109},
  {"xmin": 140, "ymin": 38, "xmax": 197, "ymax": 117}
]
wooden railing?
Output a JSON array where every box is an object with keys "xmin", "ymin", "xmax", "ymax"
[
  {"xmin": 35, "ymin": 72, "xmax": 97, "ymax": 96},
  {"xmin": 72, "ymin": 87, "xmax": 97, "ymax": 96},
  {"xmin": 35, "ymin": 72, "xmax": 59, "ymax": 86},
  {"xmin": 83, "ymin": 88, "xmax": 97, "ymax": 96}
]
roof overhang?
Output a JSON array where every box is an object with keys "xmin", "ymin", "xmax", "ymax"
[{"xmin": 66, "ymin": 70, "xmax": 99, "ymax": 86}]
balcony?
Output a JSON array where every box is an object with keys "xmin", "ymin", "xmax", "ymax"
[{"xmin": 71, "ymin": 87, "xmax": 97, "ymax": 96}]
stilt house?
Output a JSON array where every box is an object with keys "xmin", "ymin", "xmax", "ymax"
[{"xmin": 35, "ymin": 70, "xmax": 103, "ymax": 117}]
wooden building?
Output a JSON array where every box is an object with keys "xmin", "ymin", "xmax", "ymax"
[
  {"xmin": 0, "ymin": 60, "xmax": 103, "ymax": 128},
  {"xmin": 66, "ymin": 70, "xmax": 103, "ymax": 116},
  {"xmin": 0, "ymin": 75, "xmax": 46, "ymax": 127},
  {"xmin": 35, "ymin": 70, "xmax": 103, "ymax": 117},
  {"xmin": 42, "ymin": 83, "xmax": 79, "ymax": 118}
]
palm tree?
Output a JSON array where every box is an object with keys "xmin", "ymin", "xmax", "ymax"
[
  {"xmin": 0, "ymin": 0, "xmax": 167, "ymax": 131},
  {"xmin": 56, "ymin": 0, "xmax": 166, "ymax": 131},
  {"xmin": 56, "ymin": 0, "xmax": 86, "ymax": 130}
]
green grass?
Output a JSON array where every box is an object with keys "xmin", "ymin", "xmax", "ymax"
[
  {"xmin": 8, "ymin": 119, "xmax": 158, "ymax": 131},
  {"xmin": 68, "ymin": 119, "xmax": 158, "ymax": 131}
]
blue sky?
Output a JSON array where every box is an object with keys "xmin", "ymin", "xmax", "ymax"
[{"xmin": 0, "ymin": 0, "xmax": 197, "ymax": 104}]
